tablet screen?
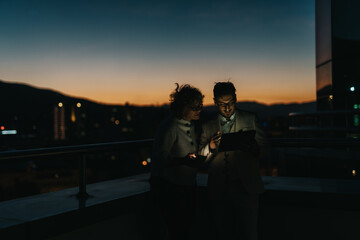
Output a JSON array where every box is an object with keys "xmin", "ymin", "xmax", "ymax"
[{"xmin": 218, "ymin": 130, "xmax": 256, "ymax": 152}]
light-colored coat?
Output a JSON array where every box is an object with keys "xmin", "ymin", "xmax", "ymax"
[
  {"xmin": 199, "ymin": 109, "xmax": 267, "ymax": 194},
  {"xmin": 151, "ymin": 116, "xmax": 198, "ymax": 186}
]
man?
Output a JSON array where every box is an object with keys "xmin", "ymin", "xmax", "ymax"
[{"xmin": 199, "ymin": 81, "xmax": 267, "ymax": 240}]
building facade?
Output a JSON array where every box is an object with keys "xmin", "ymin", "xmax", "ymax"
[{"xmin": 316, "ymin": 0, "xmax": 360, "ymax": 111}]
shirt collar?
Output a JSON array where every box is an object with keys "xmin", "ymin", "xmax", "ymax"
[{"xmin": 219, "ymin": 112, "xmax": 236, "ymax": 125}]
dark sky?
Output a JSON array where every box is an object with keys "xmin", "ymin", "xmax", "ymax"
[{"xmin": 0, "ymin": 0, "xmax": 315, "ymax": 105}]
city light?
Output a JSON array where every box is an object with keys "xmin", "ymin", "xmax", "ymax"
[
  {"xmin": 71, "ymin": 110, "xmax": 76, "ymax": 122},
  {"xmin": 350, "ymin": 86, "xmax": 355, "ymax": 92},
  {"xmin": 0, "ymin": 130, "xmax": 17, "ymax": 135},
  {"xmin": 142, "ymin": 161, "xmax": 148, "ymax": 166},
  {"xmin": 58, "ymin": 102, "xmax": 63, "ymax": 107},
  {"xmin": 115, "ymin": 120, "xmax": 120, "ymax": 125},
  {"xmin": 352, "ymin": 170, "xmax": 357, "ymax": 177},
  {"xmin": 329, "ymin": 95, "xmax": 333, "ymax": 100},
  {"xmin": 77, "ymin": 103, "xmax": 82, "ymax": 108},
  {"xmin": 0, "ymin": 126, "xmax": 4, "ymax": 130}
]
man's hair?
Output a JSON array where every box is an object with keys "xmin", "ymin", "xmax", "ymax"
[
  {"xmin": 170, "ymin": 83, "xmax": 204, "ymax": 119},
  {"xmin": 213, "ymin": 81, "xmax": 236, "ymax": 99}
]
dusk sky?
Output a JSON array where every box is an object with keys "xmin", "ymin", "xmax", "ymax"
[{"xmin": 0, "ymin": 0, "xmax": 315, "ymax": 106}]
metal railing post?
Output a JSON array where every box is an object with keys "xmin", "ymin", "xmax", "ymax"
[{"xmin": 77, "ymin": 154, "xmax": 89, "ymax": 200}]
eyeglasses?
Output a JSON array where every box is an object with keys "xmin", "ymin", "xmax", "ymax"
[
  {"xmin": 190, "ymin": 104, "xmax": 203, "ymax": 111},
  {"xmin": 216, "ymin": 99, "xmax": 235, "ymax": 108}
]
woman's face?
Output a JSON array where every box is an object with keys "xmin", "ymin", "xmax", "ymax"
[{"xmin": 182, "ymin": 102, "xmax": 203, "ymax": 121}]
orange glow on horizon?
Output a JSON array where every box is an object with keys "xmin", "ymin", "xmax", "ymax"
[
  {"xmin": 2, "ymin": 69, "xmax": 316, "ymax": 106},
  {"xmin": 59, "ymin": 73, "xmax": 316, "ymax": 106},
  {"xmin": 73, "ymin": 89, "xmax": 316, "ymax": 106}
]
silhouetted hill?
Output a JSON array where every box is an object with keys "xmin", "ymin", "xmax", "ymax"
[
  {"xmin": 203, "ymin": 101, "xmax": 316, "ymax": 120},
  {"xmin": 237, "ymin": 101, "xmax": 316, "ymax": 119},
  {"xmin": 0, "ymin": 79, "xmax": 316, "ymax": 120},
  {"xmin": 0, "ymin": 80, "xmax": 100, "ymax": 111},
  {"xmin": 1, "ymin": 80, "xmax": 125, "ymax": 148},
  {"xmin": 0, "ymin": 79, "xmax": 316, "ymax": 148},
  {"xmin": 0, "ymin": 80, "xmax": 169, "ymax": 148}
]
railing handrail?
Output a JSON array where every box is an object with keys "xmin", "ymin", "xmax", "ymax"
[
  {"xmin": 289, "ymin": 109, "xmax": 360, "ymax": 116},
  {"xmin": 2, "ymin": 137, "xmax": 360, "ymax": 161},
  {"xmin": 0, "ymin": 138, "xmax": 155, "ymax": 200},
  {"xmin": 1, "ymin": 137, "xmax": 359, "ymax": 201},
  {"xmin": 289, "ymin": 126, "xmax": 360, "ymax": 132},
  {"xmin": 0, "ymin": 138, "xmax": 154, "ymax": 161},
  {"xmin": 269, "ymin": 137, "xmax": 360, "ymax": 148}
]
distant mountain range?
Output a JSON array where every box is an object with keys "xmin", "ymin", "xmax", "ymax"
[
  {"xmin": 0, "ymin": 79, "xmax": 316, "ymax": 119},
  {"xmin": 0, "ymin": 80, "xmax": 98, "ymax": 108},
  {"xmin": 0, "ymin": 79, "xmax": 318, "ymax": 148}
]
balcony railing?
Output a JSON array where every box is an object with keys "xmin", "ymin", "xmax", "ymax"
[
  {"xmin": 0, "ymin": 139, "xmax": 153, "ymax": 201},
  {"xmin": 289, "ymin": 109, "xmax": 360, "ymax": 133},
  {"xmin": 1, "ymin": 137, "xmax": 360, "ymax": 201},
  {"xmin": 1, "ymin": 138, "xmax": 360, "ymax": 239}
]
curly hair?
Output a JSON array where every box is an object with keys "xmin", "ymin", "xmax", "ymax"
[{"xmin": 170, "ymin": 83, "xmax": 204, "ymax": 119}]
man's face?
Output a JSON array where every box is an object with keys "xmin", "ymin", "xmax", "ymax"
[{"xmin": 214, "ymin": 94, "xmax": 236, "ymax": 120}]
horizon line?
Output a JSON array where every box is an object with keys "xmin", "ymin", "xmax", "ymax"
[{"xmin": 0, "ymin": 79, "xmax": 316, "ymax": 107}]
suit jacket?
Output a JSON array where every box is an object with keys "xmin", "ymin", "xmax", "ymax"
[{"xmin": 199, "ymin": 109, "xmax": 267, "ymax": 194}]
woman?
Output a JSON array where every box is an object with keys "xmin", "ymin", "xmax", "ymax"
[{"xmin": 150, "ymin": 83, "xmax": 204, "ymax": 240}]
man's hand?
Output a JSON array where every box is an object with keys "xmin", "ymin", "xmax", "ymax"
[{"xmin": 210, "ymin": 131, "xmax": 221, "ymax": 150}]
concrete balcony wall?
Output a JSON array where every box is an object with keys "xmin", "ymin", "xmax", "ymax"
[{"xmin": 1, "ymin": 174, "xmax": 360, "ymax": 240}]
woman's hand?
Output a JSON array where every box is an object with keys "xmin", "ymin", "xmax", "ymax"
[{"xmin": 188, "ymin": 153, "xmax": 197, "ymax": 159}]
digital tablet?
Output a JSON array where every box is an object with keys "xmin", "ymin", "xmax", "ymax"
[
  {"xmin": 187, "ymin": 154, "xmax": 207, "ymax": 168},
  {"xmin": 218, "ymin": 130, "xmax": 256, "ymax": 152},
  {"xmin": 194, "ymin": 154, "xmax": 207, "ymax": 162}
]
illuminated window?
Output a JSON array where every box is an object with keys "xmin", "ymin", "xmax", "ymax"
[
  {"xmin": 354, "ymin": 115, "xmax": 359, "ymax": 127},
  {"xmin": 71, "ymin": 110, "xmax": 76, "ymax": 122},
  {"xmin": 1, "ymin": 130, "xmax": 17, "ymax": 135}
]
